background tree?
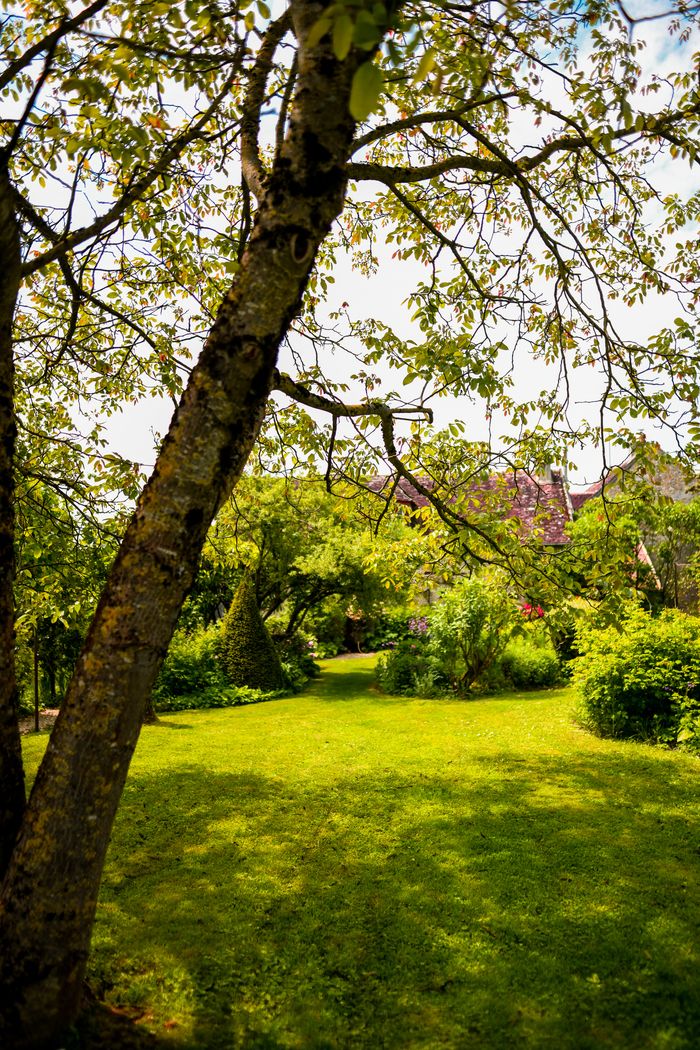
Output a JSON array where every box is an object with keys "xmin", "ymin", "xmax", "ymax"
[
  {"xmin": 205, "ymin": 476, "xmax": 421, "ymax": 645},
  {"xmin": 2, "ymin": 2, "xmax": 700, "ymax": 1045}
]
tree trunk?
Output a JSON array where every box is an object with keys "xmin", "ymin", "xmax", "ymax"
[
  {"xmin": 0, "ymin": 10, "xmax": 363, "ymax": 1045},
  {"xmin": 0, "ymin": 164, "xmax": 24, "ymax": 880}
]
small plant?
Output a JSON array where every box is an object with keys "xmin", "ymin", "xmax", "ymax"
[{"xmin": 574, "ymin": 608, "xmax": 700, "ymax": 751}]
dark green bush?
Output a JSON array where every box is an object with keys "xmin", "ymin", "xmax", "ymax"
[
  {"xmin": 153, "ymin": 622, "xmax": 287, "ymax": 712},
  {"xmin": 500, "ymin": 640, "xmax": 562, "ymax": 690},
  {"xmin": 375, "ymin": 640, "xmax": 446, "ymax": 697},
  {"xmin": 363, "ymin": 609, "xmax": 414, "ymax": 652},
  {"xmin": 574, "ymin": 609, "xmax": 700, "ymax": 751},
  {"xmin": 152, "ymin": 624, "xmax": 228, "ymax": 709},
  {"xmin": 222, "ymin": 576, "xmax": 287, "ymax": 692}
]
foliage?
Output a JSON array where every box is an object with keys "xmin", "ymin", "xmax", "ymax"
[
  {"xmin": 633, "ymin": 495, "xmax": 700, "ymax": 611},
  {"xmin": 6, "ymin": 0, "xmax": 700, "ymax": 1041},
  {"xmin": 20, "ymin": 657, "xmax": 700, "ymax": 1050},
  {"xmin": 152, "ymin": 624, "xmax": 228, "ymax": 710},
  {"xmin": 574, "ymin": 608, "xmax": 700, "ymax": 751},
  {"xmin": 153, "ymin": 618, "xmax": 288, "ymax": 711},
  {"xmin": 14, "ymin": 482, "xmax": 119, "ymax": 708},
  {"xmin": 499, "ymin": 638, "xmax": 563, "ymax": 691},
  {"xmin": 275, "ymin": 632, "xmax": 321, "ymax": 691},
  {"xmin": 375, "ymin": 637, "xmax": 444, "ymax": 697},
  {"xmin": 428, "ymin": 575, "xmax": 519, "ymax": 691},
  {"xmin": 222, "ymin": 576, "xmax": 287, "ymax": 693},
  {"xmin": 361, "ymin": 606, "xmax": 415, "ymax": 652},
  {"xmin": 565, "ymin": 497, "xmax": 657, "ymax": 612}
]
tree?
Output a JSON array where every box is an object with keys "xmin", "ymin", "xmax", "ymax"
[
  {"xmin": 222, "ymin": 573, "xmax": 287, "ymax": 690},
  {"xmin": 208, "ymin": 476, "xmax": 419, "ymax": 644},
  {"xmin": 2, "ymin": 2, "xmax": 700, "ymax": 1045}
]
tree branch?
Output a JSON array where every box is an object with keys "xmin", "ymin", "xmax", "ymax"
[
  {"xmin": 0, "ymin": 0, "xmax": 110, "ymax": 93},
  {"xmin": 20, "ymin": 51, "xmax": 246, "ymax": 277},
  {"xmin": 241, "ymin": 10, "xmax": 292, "ymax": 201}
]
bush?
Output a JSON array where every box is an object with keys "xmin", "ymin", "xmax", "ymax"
[
  {"xmin": 222, "ymin": 576, "xmax": 287, "ymax": 692},
  {"xmin": 152, "ymin": 625, "xmax": 283, "ymax": 711},
  {"xmin": 155, "ymin": 682, "xmax": 282, "ymax": 713},
  {"xmin": 428, "ymin": 574, "xmax": 518, "ymax": 691},
  {"xmin": 276, "ymin": 632, "xmax": 321, "ymax": 690},
  {"xmin": 152, "ymin": 624, "xmax": 228, "ymax": 707},
  {"xmin": 363, "ymin": 609, "xmax": 414, "ymax": 652},
  {"xmin": 375, "ymin": 640, "xmax": 445, "ymax": 697},
  {"xmin": 499, "ymin": 639, "xmax": 562, "ymax": 690},
  {"xmin": 574, "ymin": 609, "xmax": 700, "ymax": 751}
]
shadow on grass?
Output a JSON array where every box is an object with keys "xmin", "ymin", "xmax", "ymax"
[{"xmin": 92, "ymin": 744, "xmax": 700, "ymax": 1050}]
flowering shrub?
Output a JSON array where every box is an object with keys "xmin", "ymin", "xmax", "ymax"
[
  {"xmin": 408, "ymin": 615, "xmax": 429, "ymax": 636},
  {"xmin": 574, "ymin": 609, "xmax": 700, "ymax": 751},
  {"xmin": 521, "ymin": 602, "xmax": 545, "ymax": 619}
]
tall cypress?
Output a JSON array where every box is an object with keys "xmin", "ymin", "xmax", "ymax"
[{"xmin": 222, "ymin": 575, "xmax": 286, "ymax": 691}]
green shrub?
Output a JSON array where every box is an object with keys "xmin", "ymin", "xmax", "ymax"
[
  {"xmin": 222, "ymin": 576, "xmax": 287, "ymax": 692},
  {"xmin": 500, "ymin": 639, "xmax": 562, "ymax": 690},
  {"xmin": 363, "ymin": 609, "xmax": 414, "ymax": 652},
  {"xmin": 428, "ymin": 574, "xmax": 518, "ymax": 691},
  {"xmin": 574, "ymin": 609, "xmax": 700, "ymax": 751},
  {"xmin": 276, "ymin": 632, "xmax": 321, "ymax": 690},
  {"xmin": 152, "ymin": 624, "xmax": 228, "ymax": 709},
  {"xmin": 375, "ymin": 640, "xmax": 445, "ymax": 697},
  {"xmin": 155, "ymin": 682, "xmax": 282, "ymax": 713}
]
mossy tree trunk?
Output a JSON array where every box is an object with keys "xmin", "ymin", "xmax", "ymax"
[{"xmin": 0, "ymin": 5, "xmax": 372, "ymax": 1045}]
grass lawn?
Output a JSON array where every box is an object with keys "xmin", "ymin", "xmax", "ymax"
[{"xmin": 21, "ymin": 656, "xmax": 700, "ymax": 1049}]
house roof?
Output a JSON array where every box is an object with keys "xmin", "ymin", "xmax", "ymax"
[
  {"xmin": 369, "ymin": 469, "xmax": 574, "ymax": 545},
  {"xmin": 570, "ymin": 448, "xmax": 700, "ymax": 513}
]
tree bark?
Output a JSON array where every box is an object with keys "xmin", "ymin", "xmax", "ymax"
[
  {"xmin": 0, "ymin": 6, "xmax": 364, "ymax": 1045},
  {"xmin": 0, "ymin": 163, "xmax": 24, "ymax": 881}
]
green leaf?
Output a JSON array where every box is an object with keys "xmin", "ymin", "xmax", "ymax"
[
  {"xmin": 349, "ymin": 61, "xmax": 383, "ymax": 121},
  {"xmin": 413, "ymin": 47, "xmax": 437, "ymax": 84},
  {"xmin": 332, "ymin": 13, "xmax": 354, "ymax": 60},
  {"xmin": 353, "ymin": 10, "xmax": 381, "ymax": 50},
  {"xmin": 257, "ymin": 0, "xmax": 271, "ymax": 18},
  {"xmin": 306, "ymin": 13, "xmax": 333, "ymax": 49}
]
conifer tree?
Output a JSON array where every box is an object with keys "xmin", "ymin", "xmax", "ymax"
[{"xmin": 223, "ymin": 576, "xmax": 286, "ymax": 692}]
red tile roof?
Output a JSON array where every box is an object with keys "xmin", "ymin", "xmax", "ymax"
[{"xmin": 369, "ymin": 469, "xmax": 573, "ymax": 545}]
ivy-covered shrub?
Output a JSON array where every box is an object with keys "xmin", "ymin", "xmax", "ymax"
[
  {"xmin": 499, "ymin": 639, "xmax": 562, "ymax": 690},
  {"xmin": 574, "ymin": 609, "xmax": 700, "ymax": 751},
  {"xmin": 222, "ymin": 576, "xmax": 287, "ymax": 692}
]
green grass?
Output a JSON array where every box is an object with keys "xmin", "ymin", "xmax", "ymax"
[{"xmin": 21, "ymin": 656, "xmax": 700, "ymax": 1049}]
